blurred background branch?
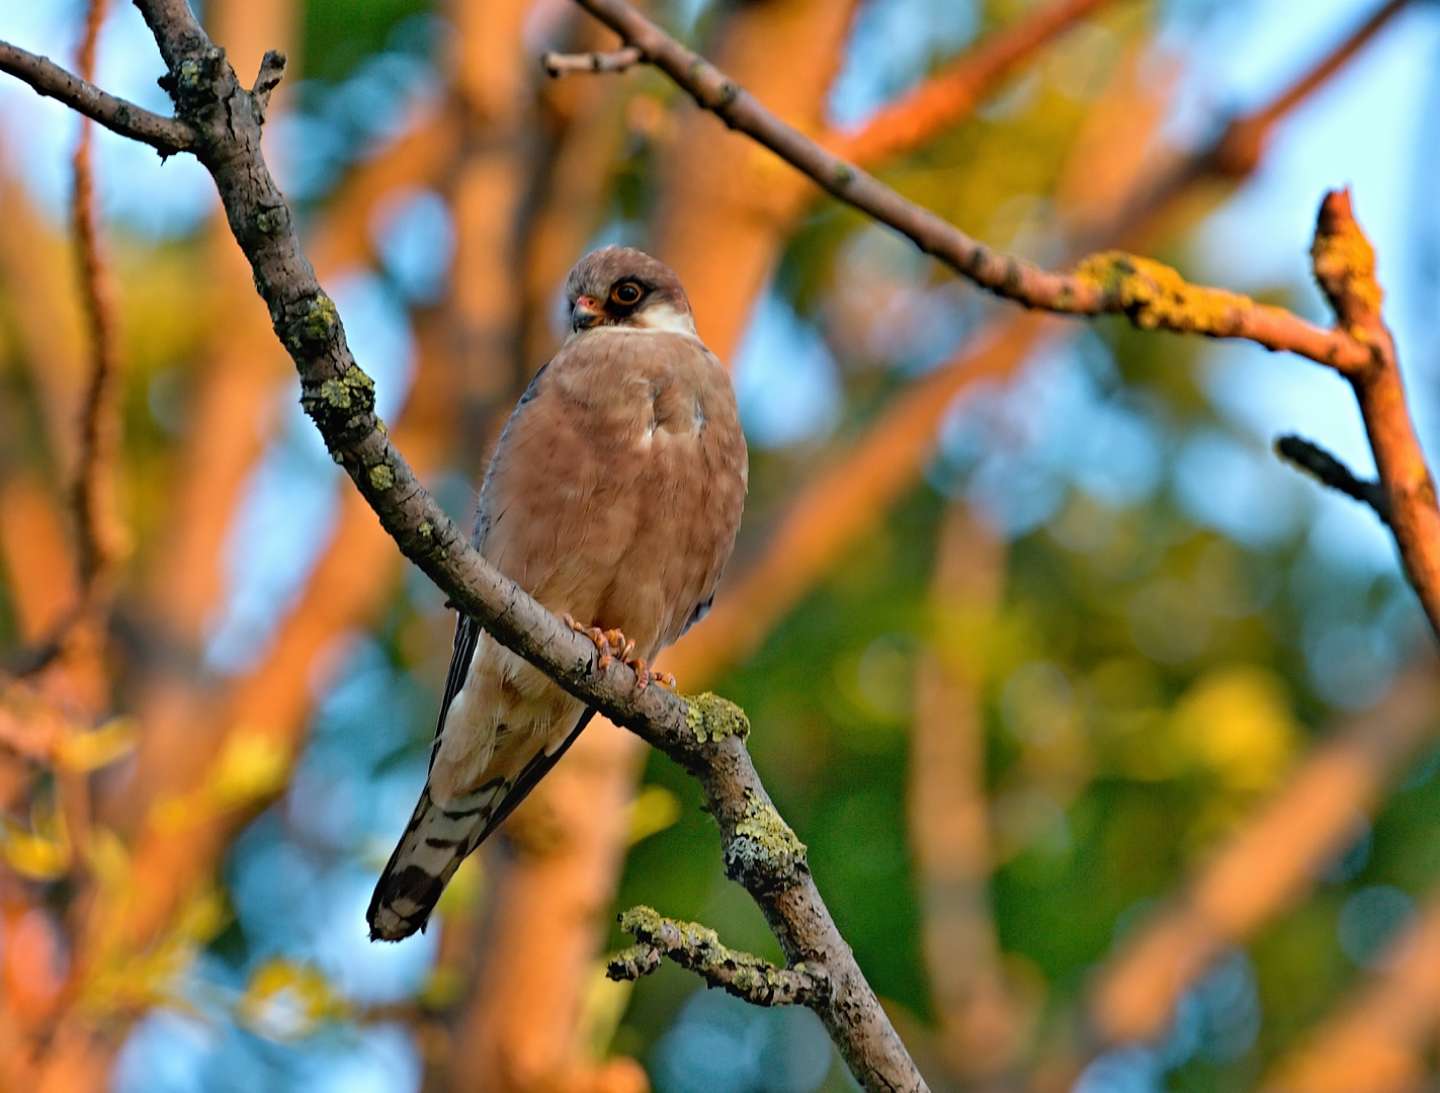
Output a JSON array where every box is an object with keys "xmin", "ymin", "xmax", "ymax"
[{"xmin": 1, "ymin": 0, "xmax": 1438, "ymax": 1090}]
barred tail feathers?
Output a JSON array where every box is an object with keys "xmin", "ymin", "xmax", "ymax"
[{"xmin": 366, "ymin": 776, "xmax": 507, "ymax": 942}]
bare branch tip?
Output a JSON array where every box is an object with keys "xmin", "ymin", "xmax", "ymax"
[
  {"xmin": 1275, "ymin": 433, "xmax": 1390, "ymax": 522},
  {"xmin": 251, "ymin": 49, "xmax": 287, "ymax": 114}
]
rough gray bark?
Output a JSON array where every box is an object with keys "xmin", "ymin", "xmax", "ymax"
[{"xmin": 0, "ymin": 7, "xmax": 930, "ymax": 1091}]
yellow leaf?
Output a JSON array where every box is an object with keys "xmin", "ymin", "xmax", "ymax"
[
  {"xmin": 1, "ymin": 823, "xmax": 71, "ymax": 880},
  {"xmin": 627, "ymin": 785, "xmax": 681, "ymax": 846},
  {"xmin": 1, "ymin": 797, "xmax": 71, "ymax": 880},
  {"xmin": 578, "ymin": 961, "xmax": 635, "ymax": 1059},
  {"xmin": 84, "ymin": 825, "xmax": 131, "ymax": 895},
  {"xmin": 209, "ymin": 730, "xmax": 291, "ymax": 808},
  {"xmin": 56, "ymin": 717, "xmax": 138, "ymax": 772},
  {"xmin": 175, "ymin": 886, "xmax": 229, "ymax": 944},
  {"xmin": 1171, "ymin": 666, "xmax": 1296, "ymax": 792}
]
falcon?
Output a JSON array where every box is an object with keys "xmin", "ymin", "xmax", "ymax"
[{"xmin": 368, "ymin": 246, "xmax": 749, "ymax": 941}]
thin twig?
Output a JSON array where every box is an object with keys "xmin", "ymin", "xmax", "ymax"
[
  {"xmin": 1210, "ymin": 0, "xmax": 1409, "ymax": 180},
  {"xmin": 1263, "ymin": 883, "xmax": 1440, "ymax": 1091},
  {"xmin": 556, "ymin": 0, "xmax": 1373, "ymax": 374},
  {"xmin": 668, "ymin": 2, "xmax": 1397, "ymax": 688},
  {"xmin": 70, "ymin": 0, "xmax": 125, "ymax": 606},
  {"xmin": 541, "ymin": 46, "xmax": 640, "ymax": 77},
  {"xmin": 558, "ymin": 0, "xmax": 1440, "ymax": 645},
  {"xmin": 1, "ymin": 9, "xmax": 929, "ymax": 1089},
  {"xmin": 249, "ymin": 49, "xmax": 286, "ymax": 120},
  {"xmin": 1276, "ymin": 434, "xmax": 1390, "ymax": 522},
  {"xmin": 0, "ymin": 40, "xmax": 194, "ymax": 154},
  {"xmin": 607, "ymin": 906, "xmax": 831, "ymax": 1007}
]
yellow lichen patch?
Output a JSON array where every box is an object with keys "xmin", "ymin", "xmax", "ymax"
[
  {"xmin": 627, "ymin": 785, "xmax": 682, "ymax": 846},
  {"xmin": 1074, "ymin": 251, "xmax": 1255, "ymax": 337},
  {"xmin": 684, "ymin": 692, "xmax": 750, "ymax": 743},
  {"xmin": 726, "ymin": 790, "xmax": 807, "ymax": 888},
  {"xmin": 299, "ymin": 293, "xmax": 339, "ymax": 341},
  {"xmin": 367, "ymin": 463, "xmax": 395, "ymax": 491},
  {"xmin": 316, "ymin": 368, "xmax": 375, "ymax": 412},
  {"xmin": 1311, "ymin": 211, "xmax": 1383, "ymax": 319}
]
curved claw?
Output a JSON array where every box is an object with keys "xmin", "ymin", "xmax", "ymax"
[{"xmin": 562, "ymin": 616, "xmax": 672, "ymax": 692}]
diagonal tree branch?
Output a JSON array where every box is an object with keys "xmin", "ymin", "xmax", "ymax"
[
  {"xmin": 1085, "ymin": 665, "xmax": 1440, "ymax": 1051},
  {"xmin": 1310, "ymin": 190, "xmax": 1440, "ymax": 634},
  {"xmin": 562, "ymin": 0, "xmax": 1440, "ymax": 646},
  {"xmin": 2, "ymin": 1, "xmax": 1433, "ymax": 1089},
  {"xmin": 666, "ymin": 0, "xmax": 1402, "ymax": 688},
  {"xmin": 1262, "ymin": 883, "xmax": 1440, "ymax": 1092},
  {"xmin": 564, "ymin": 0, "xmax": 1373, "ymax": 374},
  {"xmin": 0, "ymin": 7, "xmax": 927, "ymax": 1090},
  {"xmin": 0, "ymin": 40, "xmax": 194, "ymax": 154}
]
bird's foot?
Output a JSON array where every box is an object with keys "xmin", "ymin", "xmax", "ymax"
[{"xmin": 562, "ymin": 616, "xmax": 675, "ymax": 691}]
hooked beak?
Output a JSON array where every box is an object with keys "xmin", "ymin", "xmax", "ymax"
[{"xmin": 571, "ymin": 295, "xmax": 603, "ymax": 331}]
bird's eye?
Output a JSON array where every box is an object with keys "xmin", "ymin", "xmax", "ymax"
[{"xmin": 610, "ymin": 281, "xmax": 643, "ymax": 306}]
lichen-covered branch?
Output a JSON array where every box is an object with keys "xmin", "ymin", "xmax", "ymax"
[
  {"xmin": 665, "ymin": 2, "xmax": 1400, "ymax": 689},
  {"xmin": 1309, "ymin": 190, "xmax": 1440, "ymax": 638},
  {"xmin": 563, "ymin": 0, "xmax": 1373, "ymax": 374},
  {"xmin": 560, "ymin": 0, "xmax": 1440, "ymax": 643},
  {"xmin": 608, "ymin": 906, "xmax": 831, "ymax": 1008},
  {"xmin": 0, "ymin": 8, "xmax": 927, "ymax": 1091},
  {"xmin": 0, "ymin": 39, "xmax": 194, "ymax": 154}
]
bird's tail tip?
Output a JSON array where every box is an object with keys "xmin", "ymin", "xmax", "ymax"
[
  {"xmin": 366, "ymin": 861, "xmax": 448, "ymax": 942},
  {"xmin": 366, "ymin": 783, "xmax": 507, "ymax": 943}
]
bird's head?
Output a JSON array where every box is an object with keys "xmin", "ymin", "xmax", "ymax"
[{"xmin": 564, "ymin": 246, "xmax": 695, "ymax": 336}]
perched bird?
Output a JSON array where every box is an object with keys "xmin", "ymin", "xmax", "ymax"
[{"xmin": 368, "ymin": 246, "xmax": 748, "ymax": 941}]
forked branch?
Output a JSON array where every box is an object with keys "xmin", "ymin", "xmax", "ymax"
[
  {"xmin": 0, "ymin": 6, "xmax": 926, "ymax": 1090},
  {"xmin": 557, "ymin": 0, "xmax": 1440, "ymax": 642}
]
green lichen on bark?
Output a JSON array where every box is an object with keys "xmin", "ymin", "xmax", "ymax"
[
  {"xmin": 302, "ymin": 365, "xmax": 376, "ymax": 442},
  {"xmin": 313, "ymin": 369, "xmax": 375, "ymax": 414},
  {"xmin": 253, "ymin": 206, "xmax": 284, "ymax": 236},
  {"xmin": 684, "ymin": 692, "xmax": 750, "ymax": 743},
  {"xmin": 286, "ymin": 293, "xmax": 341, "ymax": 352},
  {"xmin": 725, "ymin": 790, "xmax": 806, "ymax": 891},
  {"xmin": 367, "ymin": 463, "xmax": 395, "ymax": 491},
  {"xmin": 1075, "ymin": 251, "xmax": 1254, "ymax": 336},
  {"xmin": 611, "ymin": 905, "xmax": 827, "ymax": 1006}
]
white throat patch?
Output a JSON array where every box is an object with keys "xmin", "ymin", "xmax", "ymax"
[{"xmin": 627, "ymin": 303, "xmax": 698, "ymax": 337}]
